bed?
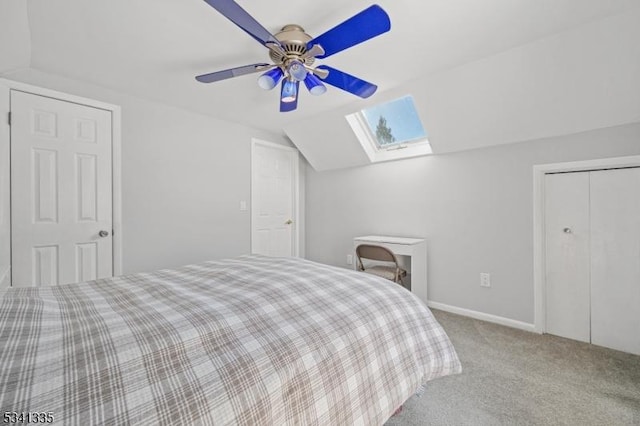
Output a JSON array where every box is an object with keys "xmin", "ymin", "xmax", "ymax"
[{"xmin": 0, "ymin": 255, "xmax": 460, "ymax": 425}]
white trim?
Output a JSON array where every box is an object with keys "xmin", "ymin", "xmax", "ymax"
[
  {"xmin": 250, "ymin": 139, "xmax": 300, "ymax": 257},
  {"xmin": 0, "ymin": 78, "xmax": 119, "ymax": 112},
  {"xmin": 111, "ymin": 108, "xmax": 123, "ymax": 276},
  {"xmin": 428, "ymin": 301, "xmax": 538, "ymax": 333},
  {"xmin": 345, "ymin": 112, "xmax": 432, "ymax": 164},
  {"xmin": 0, "ymin": 80, "xmax": 10, "ymax": 289},
  {"xmin": 532, "ymin": 155, "xmax": 640, "ymax": 333},
  {"xmin": 0, "ymin": 78, "xmax": 123, "ymax": 283}
]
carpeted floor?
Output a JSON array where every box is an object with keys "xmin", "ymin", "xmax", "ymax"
[{"xmin": 386, "ymin": 309, "xmax": 640, "ymax": 426}]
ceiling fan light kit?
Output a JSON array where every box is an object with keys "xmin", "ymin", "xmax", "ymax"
[
  {"xmin": 304, "ymin": 73, "xmax": 326, "ymax": 96},
  {"xmin": 196, "ymin": 0, "xmax": 391, "ymax": 112},
  {"xmin": 257, "ymin": 67, "xmax": 283, "ymax": 90},
  {"xmin": 286, "ymin": 59, "xmax": 309, "ymax": 82},
  {"xmin": 281, "ymin": 79, "xmax": 298, "ymax": 103}
]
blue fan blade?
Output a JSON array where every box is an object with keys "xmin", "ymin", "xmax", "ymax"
[
  {"xmin": 307, "ymin": 5, "xmax": 390, "ymax": 59},
  {"xmin": 316, "ymin": 66, "xmax": 377, "ymax": 98},
  {"xmin": 280, "ymin": 81, "xmax": 299, "ymax": 112},
  {"xmin": 196, "ymin": 63, "xmax": 270, "ymax": 83},
  {"xmin": 202, "ymin": 0, "xmax": 280, "ymax": 46}
]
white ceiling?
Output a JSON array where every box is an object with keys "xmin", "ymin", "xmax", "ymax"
[{"xmin": 24, "ymin": 0, "xmax": 640, "ymax": 136}]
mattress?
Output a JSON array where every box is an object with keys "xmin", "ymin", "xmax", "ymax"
[{"xmin": 0, "ymin": 255, "xmax": 460, "ymax": 425}]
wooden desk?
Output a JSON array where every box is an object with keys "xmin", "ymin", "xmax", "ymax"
[{"xmin": 353, "ymin": 235, "xmax": 427, "ymax": 304}]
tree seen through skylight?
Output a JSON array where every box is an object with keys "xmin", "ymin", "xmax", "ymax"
[
  {"xmin": 375, "ymin": 116, "xmax": 395, "ymax": 145},
  {"xmin": 362, "ymin": 95, "xmax": 427, "ymax": 148}
]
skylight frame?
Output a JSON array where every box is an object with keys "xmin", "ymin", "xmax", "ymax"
[{"xmin": 346, "ymin": 95, "xmax": 432, "ymax": 164}]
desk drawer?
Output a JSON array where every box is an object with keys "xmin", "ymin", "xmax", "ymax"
[{"xmin": 353, "ymin": 240, "xmax": 413, "ymax": 256}]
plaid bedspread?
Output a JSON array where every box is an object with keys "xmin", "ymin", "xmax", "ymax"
[{"xmin": 0, "ymin": 255, "xmax": 460, "ymax": 425}]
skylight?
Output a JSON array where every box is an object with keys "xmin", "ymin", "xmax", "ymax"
[
  {"xmin": 362, "ymin": 95, "xmax": 428, "ymax": 148},
  {"xmin": 346, "ymin": 95, "xmax": 432, "ymax": 164}
]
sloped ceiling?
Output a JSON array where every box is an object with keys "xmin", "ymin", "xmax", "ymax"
[
  {"xmin": 17, "ymin": 0, "xmax": 640, "ymax": 169},
  {"xmin": 287, "ymin": 8, "xmax": 640, "ymax": 170}
]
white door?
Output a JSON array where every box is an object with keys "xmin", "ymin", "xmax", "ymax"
[
  {"xmin": 544, "ymin": 168, "xmax": 640, "ymax": 355},
  {"xmin": 11, "ymin": 90, "xmax": 113, "ymax": 286},
  {"xmin": 590, "ymin": 168, "xmax": 640, "ymax": 355},
  {"xmin": 251, "ymin": 141, "xmax": 297, "ymax": 257},
  {"xmin": 544, "ymin": 172, "xmax": 591, "ymax": 343}
]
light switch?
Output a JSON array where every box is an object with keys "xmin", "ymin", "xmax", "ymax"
[{"xmin": 240, "ymin": 201, "xmax": 247, "ymax": 211}]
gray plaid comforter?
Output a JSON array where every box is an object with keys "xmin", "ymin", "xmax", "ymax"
[{"xmin": 0, "ymin": 255, "xmax": 460, "ymax": 425}]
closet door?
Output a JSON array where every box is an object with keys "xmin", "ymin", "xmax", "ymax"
[
  {"xmin": 590, "ymin": 168, "xmax": 640, "ymax": 355},
  {"xmin": 544, "ymin": 172, "xmax": 591, "ymax": 343}
]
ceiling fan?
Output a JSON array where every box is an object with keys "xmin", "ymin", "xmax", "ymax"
[{"xmin": 195, "ymin": 0, "xmax": 391, "ymax": 112}]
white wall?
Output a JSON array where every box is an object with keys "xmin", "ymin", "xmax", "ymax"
[
  {"xmin": 0, "ymin": 1, "xmax": 31, "ymax": 73},
  {"xmin": 1, "ymin": 68, "xmax": 294, "ymax": 276},
  {"xmin": 0, "ymin": 0, "xmax": 31, "ymax": 285},
  {"xmin": 305, "ymin": 123, "xmax": 640, "ymax": 324}
]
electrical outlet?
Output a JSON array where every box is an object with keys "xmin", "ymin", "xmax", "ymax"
[
  {"xmin": 346, "ymin": 254, "xmax": 353, "ymax": 265},
  {"xmin": 480, "ymin": 273, "xmax": 491, "ymax": 288}
]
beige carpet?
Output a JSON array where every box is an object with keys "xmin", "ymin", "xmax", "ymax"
[{"xmin": 386, "ymin": 309, "xmax": 640, "ymax": 426}]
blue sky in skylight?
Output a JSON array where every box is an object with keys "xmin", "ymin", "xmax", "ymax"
[{"xmin": 362, "ymin": 95, "xmax": 427, "ymax": 146}]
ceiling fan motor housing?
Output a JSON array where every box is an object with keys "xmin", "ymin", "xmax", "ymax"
[{"xmin": 270, "ymin": 25, "xmax": 315, "ymax": 66}]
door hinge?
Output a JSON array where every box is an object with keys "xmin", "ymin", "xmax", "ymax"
[{"xmin": 7, "ymin": 111, "xmax": 11, "ymax": 126}]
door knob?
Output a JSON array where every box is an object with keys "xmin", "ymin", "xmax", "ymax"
[
  {"xmin": 99, "ymin": 230, "xmax": 110, "ymax": 237},
  {"xmin": 563, "ymin": 228, "xmax": 572, "ymax": 234},
  {"xmin": 285, "ymin": 219, "xmax": 293, "ymax": 225}
]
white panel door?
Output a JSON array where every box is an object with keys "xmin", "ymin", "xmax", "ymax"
[
  {"xmin": 11, "ymin": 90, "xmax": 113, "ymax": 286},
  {"xmin": 544, "ymin": 172, "xmax": 591, "ymax": 343},
  {"xmin": 590, "ymin": 168, "xmax": 640, "ymax": 355},
  {"xmin": 251, "ymin": 142, "xmax": 296, "ymax": 257}
]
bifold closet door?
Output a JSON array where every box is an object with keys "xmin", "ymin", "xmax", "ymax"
[
  {"xmin": 590, "ymin": 168, "xmax": 640, "ymax": 355},
  {"xmin": 544, "ymin": 172, "xmax": 591, "ymax": 343}
]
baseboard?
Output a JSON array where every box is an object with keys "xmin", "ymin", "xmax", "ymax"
[{"xmin": 427, "ymin": 301, "xmax": 538, "ymax": 334}]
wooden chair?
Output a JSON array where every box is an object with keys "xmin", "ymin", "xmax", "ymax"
[{"xmin": 355, "ymin": 244, "xmax": 407, "ymax": 285}]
